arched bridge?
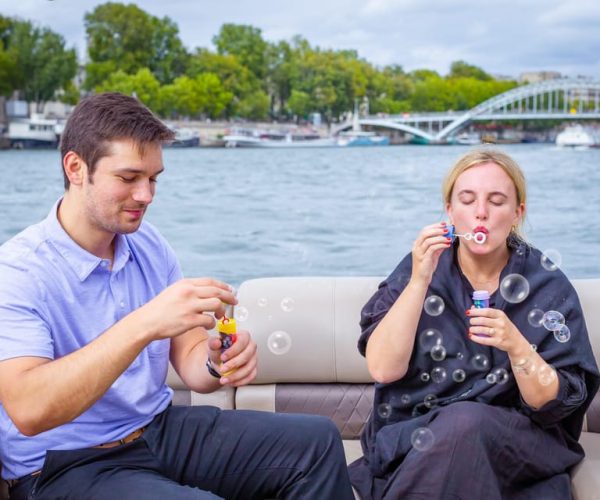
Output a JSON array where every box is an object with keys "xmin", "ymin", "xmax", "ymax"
[{"xmin": 334, "ymin": 78, "xmax": 600, "ymax": 143}]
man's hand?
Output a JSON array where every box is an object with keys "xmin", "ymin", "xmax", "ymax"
[
  {"xmin": 207, "ymin": 330, "xmax": 257, "ymax": 387},
  {"xmin": 136, "ymin": 278, "xmax": 237, "ymax": 341}
]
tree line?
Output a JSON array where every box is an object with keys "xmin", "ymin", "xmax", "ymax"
[{"xmin": 0, "ymin": 2, "xmax": 518, "ymax": 121}]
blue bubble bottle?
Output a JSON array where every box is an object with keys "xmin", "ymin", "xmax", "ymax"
[{"xmin": 472, "ymin": 290, "xmax": 490, "ymax": 308}]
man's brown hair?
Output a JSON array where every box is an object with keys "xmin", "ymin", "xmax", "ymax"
[{"xmin": 60, "ymin": 93, "xmax": 175, "ymax": 188}]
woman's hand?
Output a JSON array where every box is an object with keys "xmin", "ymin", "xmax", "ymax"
[
  {"xmin": 411, "ymin": 222, "xmax": 452, "ymax": 287},
  {"xmin": 466, "ymin": 307, "xmax": 530, "ymax": 356}
]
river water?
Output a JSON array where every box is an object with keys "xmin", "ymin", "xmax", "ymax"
[{"xmin": 1, "ymin": 144, "xmax": 598, "ymax": 286}]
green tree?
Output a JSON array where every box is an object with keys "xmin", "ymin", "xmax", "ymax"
[
  {"xmin": 236, "ymin": 89, "xmax": 270, "ymax": 120},
  {"xmin": 84, "ymin": 2, "xmax": 188, "ymax": 88},
  {"xmin": 187, "ymin": 48, "xmax": 258, "ymax": 117},
  {"xmin": 158, "ymin": 73, "xmax": 232, "ymax": 119},
  {"xmin": 287, "ymin": 90, "xmax": 311, "ymax": 119},
  {"xmin": 369, "ymin": 65, "xmax": 413, "ymax": 115},
  {"xmin": 212, "ymin": 24, "xmax": 268, "ymax": 80},
  {"xmin": 449, "ymin": 60, "xmax": 492, "ymax": 81},
  {"xmin": 95, "ymin": 67, "xmax": 161, "ymax": 109},
  {"xmin": 6, "ymin": 20, "xmax": 77, "ymax": 110}
]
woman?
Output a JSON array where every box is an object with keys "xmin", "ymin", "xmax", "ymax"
[{"xmin": 348, "ymin": 149, "xmax": 599, "ymax": 499}]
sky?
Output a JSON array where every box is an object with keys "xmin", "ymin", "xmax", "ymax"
[{"xmin": 3, "ymin": 0, "xmax": 600, "ymax": 79}]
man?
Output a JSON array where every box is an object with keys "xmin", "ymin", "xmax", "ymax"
[{"xmin": 0, "ymin": 93, "xmax": 354, "ymax": 499}]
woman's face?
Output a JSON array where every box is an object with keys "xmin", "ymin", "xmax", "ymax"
[{"xmin": 446, "ymin": 162, "xmax": 524, "ymax": 255}]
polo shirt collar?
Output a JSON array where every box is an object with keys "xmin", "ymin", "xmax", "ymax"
[{"xmin": 43, "ymin": 198, "xmax": 132, "ymax": 281}]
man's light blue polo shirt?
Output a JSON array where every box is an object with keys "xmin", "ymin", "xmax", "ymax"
[{"xmin": 0, "ymin": 199, "xmax": 181, "ymax": 479}]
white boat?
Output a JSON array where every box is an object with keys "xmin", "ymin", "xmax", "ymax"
[
  {"xmin": 8, "ymin": 114, "xmax": 61, "ymax": 149},
  {"xmin": 164, "ymin": 125, "xmax": 200, "ymax": 148},
  {"xmin": 336, "ymin": 130, "xmax": 390, "ymax": 147},
  {"xmin": 336, "ymin": 101, "xmax": 390, "ymax": 147},
  {"xmin": 453, "ymin": 132, "xmax": 481, "ymax": 145},
  {"xmin": 556, "ymin": 125, "xmax": 599, "ymax": 148},
  {"xmin": 224, "ymin": 129, "xmax": 337, "ymax": 148}
]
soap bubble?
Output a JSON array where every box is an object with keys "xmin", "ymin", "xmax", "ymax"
[
  {"xmin": 499, "ymin": 274, "xmax": 530, "ymax": 304},
  {"xmin": 411, "ymin": 427, "xmax": 435, "ymax": 451},
  {"xmin": 234, "ymin": 306, "xmax": 249, "ymax": 322},
  {"xmin": 527, "ymin": 309, "xmax": 544, "ymax": 328},
  {"xmin": 541, "ymin": 249, "xmax": 562, "ymax": 271},
  {"xmin": 531, "ymin": 344, "xmax": 538, "ymax": 351},
  {"xmin": 542, "ymin": 310, "xmax": 565, "ymax": 331},
  {"xmin": 553, "ymin": 324, "xmax": 571, "ymax": 343},
  {"xmin": 538, "ymin": 365, "xmax": 557, "ymax": 386},
  {"xmin": 452, "ymin": 369, "xmax": 466, "ymax": 382},
  {"xmin": 456, "ymin": 352, "xmax": 464, "ymax": 360},
  {"xmin": 267, "ymin": 330, "xmax": 292, "ymax": 355},
  {"xmin": 424, "ymin": 394, "xmax": 438, "ymax": 409},
  {"xmin": 471, "ymin": 354, "xmax": 490, "ymax": 371},
  {"xmin": 280, "ymin": 297, "xmax": 295, "ymax": 312},
  {"xmin": 400, "ymin": 394, "xmax": 411, "ymax": 406},
  {"xmin": 420, "ymin": 372, "xmax": 430, "ymax": 382},
  {"xmin": 424, "ymin": 295, "xmax": 445, "ymax": 316},
  {"xmin": 419, "ymin": 328, "xmax": 443, "ymax": 350},
  {"xmin": 431, "ymin": 367, "xmax": 447, "ymax": 384},
  {"xmin": 430, "ymin": 345, "xmax": 447, "ymax": 362},
  {"xmin": 492, "ymin": 368, "xmax": 509, "ymax": 384},
  {"xmin": 377, "ymin": 403, "xmax": 392, "ymax": 419},
  {"xmin": 257, "ymin": 298, "xmax": 268, "ymax": 307},
  {"xmin": 486, "ymin": 373, "xmax": 497, "ymax": 384}
]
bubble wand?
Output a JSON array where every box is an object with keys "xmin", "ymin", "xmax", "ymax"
[{"xmin": 446, "ymin": 225, "xmax": 487, "ymax": 245}]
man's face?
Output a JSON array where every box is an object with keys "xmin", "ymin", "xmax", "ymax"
[{"xmin": 82, "ymin": 139, "xmax": 164, "ymax": 236}]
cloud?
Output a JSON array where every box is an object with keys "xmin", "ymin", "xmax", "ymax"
[{"xmin": 1, "ymin": 0, "xmax": 598, "ymax": 78}]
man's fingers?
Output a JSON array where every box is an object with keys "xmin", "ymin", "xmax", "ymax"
[{"xmin": 188, "ymin": 277, "xmax": 232, "ymax": 291}]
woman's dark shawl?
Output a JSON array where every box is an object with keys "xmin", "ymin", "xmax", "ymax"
[{"xmin": 358, "ymin": 239, "xmax": 600, "ymax": 471}]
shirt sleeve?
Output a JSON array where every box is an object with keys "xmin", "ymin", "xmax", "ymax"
[
  {"xmin": 520, "ymin": 367, "xmax": 588, "ymax": 427},
  {"xmin": 0, "ymin": 266, "xmax": 54, "ymax": 361}
]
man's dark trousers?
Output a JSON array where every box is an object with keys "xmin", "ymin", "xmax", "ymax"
[{"xmin": 9, "ymin": 405, "xmax": 354, "ymax": 499}]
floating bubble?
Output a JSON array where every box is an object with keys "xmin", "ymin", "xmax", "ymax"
[
  {"xmin": 452, "ymin": 369, "xmax": 466, "ymax": 382},
  {"xmin": 527, "ymin": 309, "xmax": 544, "ymax": 328},
  {"xmin": 377, "ymin": 403, "xmax": 392, "ymax": 419},
  {"xmin": 430, "ymin": 344, "xmax": 447, "ymax": 362},
  {"xmin": 400, "ymin": 394, "xmax": 411, "ymax": 406},
  {"xmin": 431, "ymin": 367, "xmax": 447, "ymax": 384},
  {"xmin": 419, "ymin": 328, "xmax": 443, "ymax": 350},
  {"xmin": 492, "ymin": 367, "xmax": 509, "ymax": 384},
  {"xmin": 411, "ymin": 427, "xmax": 435, "ymax": 451},
  {"xmin": 420, "ymin": 372, "xmax": 430, "ymax": 382},
  {"xmin": 541, "ymin": 249, "xmax": 562, "ymax": 272},
  {"xmin": 542, "ymin": 310, "xmax": 565, "ymax": 331},
  {"xmin": 499, "ymin": 274, "xmax": 530, "ymax": 304},
  {"xmin": 486, "ymin": 373, "xmax": 497, "ymax": 384},
  {"xmin": 280, "ymin": 297, "xmax": 295, "ymax": 312},
  {"xmin": 267, "ymin": 330, "xmax": 292, "ymax": 355},
  {"xmin": 424, "ymin": 295, "xmax": 445, "ymax": 316},
  {"xmin": 531, "ymin": 344, "xmax": 538, "ymax": 351},
  {"xmin": 456, "ymin": 352, "xmax": 464, "ymax": 360},
  {"xmin": 257, "ymin": 298, "xmax": 268, "ymax": 307},
  {"xmin": 234, "ymin": 306, "xmax": 249, "ymax": 322},
  {"xmin": 424, "ymin": 394, "xmax": 438, "ymax": 409},
  {"xmin": 553, "ymin": 324, "xmax": 571, "ymax": 343},
  {"xmin": 471, "ymin": 354, "xmax": 490, "ymax": 371},
  {"xmin": 538, "ymin": 365, "xmax": 557, "ymax": 386}
]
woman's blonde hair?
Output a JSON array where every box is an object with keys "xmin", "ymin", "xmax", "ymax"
[{"xmin": 442, "ymin": 148, "xmax": 527, "ymax": 239}]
